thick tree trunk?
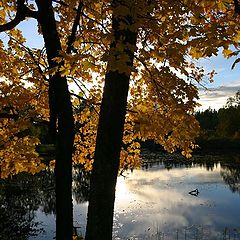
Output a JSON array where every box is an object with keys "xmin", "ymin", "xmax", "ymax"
[
  {"xmin": 85, "ymin": 1, "xmax": 138, "ymax": 239},
  {"xmin": 36, "ymin": 1, "xmax": 75, "ymax": 239}
]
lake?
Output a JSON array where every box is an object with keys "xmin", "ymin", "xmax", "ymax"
[{"xmin": 1, "ymin": 153, "xmax": 240, "ymax": 239}]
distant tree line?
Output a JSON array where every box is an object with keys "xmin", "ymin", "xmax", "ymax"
[{"xmin": 195, "ymin": 90, "xmax": 240, "ymax": 152}]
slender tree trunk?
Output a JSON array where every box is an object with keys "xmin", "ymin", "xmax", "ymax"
[
  {"xmin": 85, "ymin": 1, "xmax": 138, "ymax": 239},
  {"xmin": 36, "ymin": 1, "xmax": 75, "ymax": 239}
]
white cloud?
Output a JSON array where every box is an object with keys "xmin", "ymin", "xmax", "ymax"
[{"xmin": 197, "ymin": 83, "xmax": 240, "ymax": 111}]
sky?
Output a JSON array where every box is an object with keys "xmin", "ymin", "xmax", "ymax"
[
  {"xmin": 197, "ymin": 54, "xmax": 240, "ymax": 111},
  {"xmin": 1, "ymin": 19, "xmax": 240, "ymax": 111}
]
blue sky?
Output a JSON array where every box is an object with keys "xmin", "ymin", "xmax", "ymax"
[
  {"xmin": 1, "ymin": 19, "xmax": 239, "ymax": 111},
  {"xmin": 198, "ymin": 54, "xmax": 240, "ymax": 110},
  {"xmin": 0, "ymin": 19, "xmax": 43, "ymax": 48},
  {"xmin": 18, "ymin": 19, "xmax": 43, "ymax": 48}
]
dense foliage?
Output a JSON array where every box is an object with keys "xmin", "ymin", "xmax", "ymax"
[
  {"xmin": 0, "ymin": 1, "xmax": 240, "ymax": 238},
  {"xmin": 0, "ymin": 0, "xmax": 239, "ymax": 179}
]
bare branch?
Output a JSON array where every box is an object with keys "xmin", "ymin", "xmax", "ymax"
[
  {"xmin": 0, "ymin": 113, "xmax": 18, "ymax": 120},
  {"xmin": 70, "ymin": 92, "xmax": 87, "ymax": 102},
  {"xmin": 82, "ymin": 12, "xmax": 110, "ymax": 34},
  {"xmin": 0, "ymin": 0, "xmax": 38, "ymax": 32},
  {"xmin": 67, "ymin": 1, "xmax": 84, "ymax": 54},
  {"xmin": 234, "ymin": 0, "xmax": 240, "ymax": 14}
]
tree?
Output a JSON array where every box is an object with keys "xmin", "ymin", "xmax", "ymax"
[
  {"xmin": 217, "ymin": 91, "xmax": 240, "ymax": 138},
  {"xmin": 0, "ymin": 0, "xmax": 239, "ymax": 240},
  {"xmin": 225, "ymin": 90, "xmax": 240, "ymax": 107},
  {"xmin": 85, "ymin": 1, "xmax": 138, "ymax": 238},
  {"xmin": 84, "ymin": 0, "xmax": 239, "ymax": 239},
  {"xmin": 35, "ymin": 2, "xmax": 75, "ymax": 239},
  {"xmin": 196, "ymin": 108, "xmax": 219, "ymax": 131},
  {"xmin": 195, "ymin": 91, "xmax": 240, "ymax": 143},
  {"xmin": 195, "ymin": 108, "xmax": 219, "ymax": 140},
  {"xmin": 0, "ymin": 0, "xmax": 75, "ymax": 239}
]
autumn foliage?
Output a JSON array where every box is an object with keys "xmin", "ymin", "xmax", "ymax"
[{"xmin": 0, "ymin": 0, "xmax": 239, "ymax": 178}]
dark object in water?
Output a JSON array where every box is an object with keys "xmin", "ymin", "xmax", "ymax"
[{"xmin": 189, "ymin": 188, "xmax": 199, "ymax": 196}]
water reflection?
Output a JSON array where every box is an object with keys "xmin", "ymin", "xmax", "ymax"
[
  {"xmin": 1, "ymin": 154, "xmax": 240, "ymax": 239},
  {"xmin": 221, "ymin": 165, "xmax": 240, "ymax": 194},
  {"xmin": 0, "ymin": 170, "xmax": 55, "ymax": 239},
  {"xmin": 113, "ymin": 156, "xmax": 240, "ymax": 239},
  {"xmin": 73, "ymin": 166, "xmax": 90, "ymax": 204},
  {"xmin": 0, "ymin": 166, "xmax": 90, "ymax": 240}
]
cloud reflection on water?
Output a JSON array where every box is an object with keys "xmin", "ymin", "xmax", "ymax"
[{"xmin": 114, "ymin": 164, "xmax": 240, "ymax": 239}]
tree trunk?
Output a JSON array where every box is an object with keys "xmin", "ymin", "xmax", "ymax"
[
  {"xmin": 85, "ymin": 1, "xmax": 138, "ymax": 239},
  {"xmin": 36, "ymin": 1, "xmax": 75, "ymax": 239}
]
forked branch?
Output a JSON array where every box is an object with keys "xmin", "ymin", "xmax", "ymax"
[{"xmin": 0, "ymin": 0, "xmax": 38, "ymax": 32}]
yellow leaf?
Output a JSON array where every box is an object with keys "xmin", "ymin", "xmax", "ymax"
[{"xmin": 223, "ymin": 48, "xmax": 233, "ymax": 58}]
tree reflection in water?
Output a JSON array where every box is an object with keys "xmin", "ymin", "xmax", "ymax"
[
  {"xmin": 0, "ymin": 155, "xmax": 240, "ymax": 239},
  {"xmin": 142, "ymin": 153, "xmax": 240, "ymax": 195},
  {"xmin": 0, "ymin": 166, "xmax": 90, "ymax": 239},
  {"xmin": 0, "ymin": 170, "xmax": 56, "ymax": 239},
  {"xmin": 72, "ymin": 165, "xmax": 90, "ymax": 204},
  {"xmin": 220, "ymin": 155, "xmax": 240, "ymax": 194}
]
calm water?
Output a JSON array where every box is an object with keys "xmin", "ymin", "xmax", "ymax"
[{"xmin": 1, "ymin": 154, "xmax": 240, "ymax": 239}]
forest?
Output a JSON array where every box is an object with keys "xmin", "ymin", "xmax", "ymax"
[
  {"xmin": 0, "ymin": 0, "xmax": 240, "ymax": 240},
  {"xmin": 195, "ymin": 90, "xmax": 240, "ymax": 153}
]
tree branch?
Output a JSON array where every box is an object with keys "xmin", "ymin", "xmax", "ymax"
[
  {"xmin": 234, "ymin": 0, "xmax": 240, "ymax": 14},
  {"xmin": 52, "ymin": 0, "xmax": 69, "ymax": 7},
  {"xmin": 0, "ymin": 113, "xmax": 18, "ymax": 120},
  {"xmin": 9, "ymin": 36, "xmax": 49, "ymax": 82},
  {"xmin": 0, "ymin": 0, "xmax": 38, "ymax": 32},
  {"xmin": 66, "ymin": 1, "xmax": 84, "ymax": 54}
]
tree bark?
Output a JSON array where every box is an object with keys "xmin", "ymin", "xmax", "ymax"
[
  {"xmin": 35, "ymin": 1, "xmax": 75, "ymax": 239},
  {"xmin": 85, "ymin": 1, "xmax": 138, "ymax": 239}
]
